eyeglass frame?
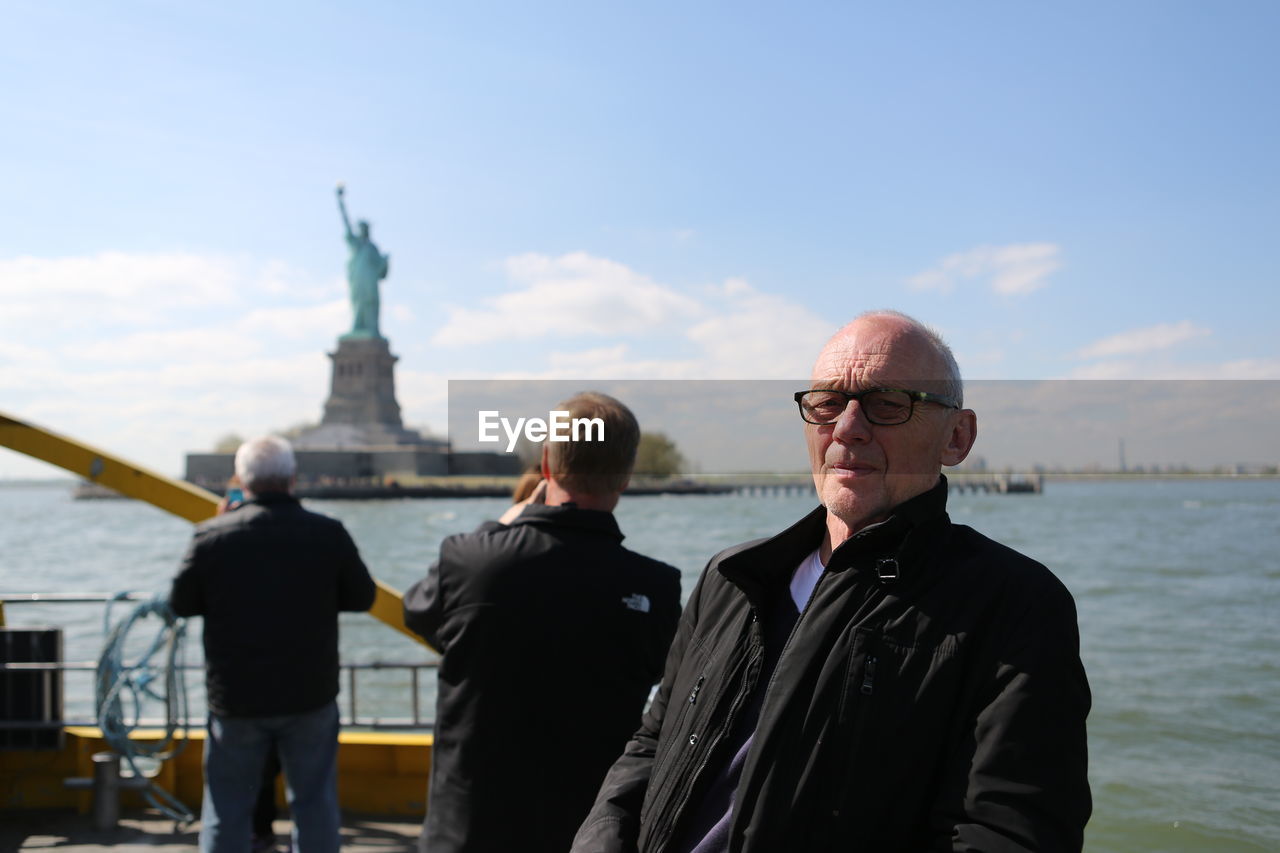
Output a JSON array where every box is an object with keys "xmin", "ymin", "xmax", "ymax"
[{"xmin": 793, "ymin": 387, "xmax": 960, "ymax": 426}]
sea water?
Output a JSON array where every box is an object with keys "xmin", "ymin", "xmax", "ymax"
[{"xmin": 1, "ymin": 479, "xmax": 1277, "ymax": 851}]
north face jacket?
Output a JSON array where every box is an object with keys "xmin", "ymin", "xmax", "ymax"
[
  {"xmin": 403, "ymin": 503, "xmax": 683, "ymax": 853},
  {"xmin": 573, "ymin": 478, "xmax": 1091, "ymax": 852}
]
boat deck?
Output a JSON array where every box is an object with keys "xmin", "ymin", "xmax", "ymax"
[{"xmin": 1, "ymin": 809, "xmax": 421, "ymax": 852}]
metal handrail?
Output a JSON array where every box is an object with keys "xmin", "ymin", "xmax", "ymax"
[
  {"xmin": 0, "ymin": 659, "xmax": 439, "ymax": 731},
  {"xmin": 1, "ymin": 592, "xmax": 151, "ymax": 604},
  {"xmin": 0, "ymin": 594, "xmax": 439, "ymax": 730}
]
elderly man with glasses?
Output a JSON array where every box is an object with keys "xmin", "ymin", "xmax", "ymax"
[{"xmin": 574, "ymin": 311, "xmax": 1091, "ymax": 853}]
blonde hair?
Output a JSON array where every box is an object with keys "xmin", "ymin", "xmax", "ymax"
[
  {"xmin": 545, "ymin": 392, "xmax": 640, "ymax": 496},
  {"xmin": 512, "ymin": 467, "xmax": 543, "ymax": 502}
]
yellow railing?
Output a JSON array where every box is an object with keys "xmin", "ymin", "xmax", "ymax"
[{"xmin": 0, "ymin": 410, "xmax": 427, "ymax": 647}]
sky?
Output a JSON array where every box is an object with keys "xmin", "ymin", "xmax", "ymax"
[{"xmin": 3, "ymin": 1, "xmax": 1278, "ymax": 479}]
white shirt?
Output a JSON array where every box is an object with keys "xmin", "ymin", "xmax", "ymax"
[{"xmin": 790, "ymin": 548, "xmax": 825, "ymax": 611}]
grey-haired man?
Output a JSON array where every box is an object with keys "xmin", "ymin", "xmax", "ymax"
[{"xmin": 170, "ymin": 435, "xmax": 375, "ymax": 853}]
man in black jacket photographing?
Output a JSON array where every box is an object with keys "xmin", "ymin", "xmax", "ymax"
[
  {"xmin": 573, "ymin": 311, "xmax": 1091, "ymax": 852},
  {"xmin": 403, "ymin": 391, "xmax": 682, "ymax": 853},
  {"xmin": 170, "ymin": 435, "xmax": 376, "ymax": 853}
]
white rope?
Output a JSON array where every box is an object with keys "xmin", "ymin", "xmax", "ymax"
[{"xmin": 95, "ymin": 592, "xmax": 195, "ymax": 824}]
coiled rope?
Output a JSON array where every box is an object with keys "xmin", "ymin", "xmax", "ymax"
[{"xmin": 95, "ymin": 593, "xmax": 195, "ymax": 824}]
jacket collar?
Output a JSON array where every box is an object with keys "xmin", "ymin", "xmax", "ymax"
[
  {"xmin": 507, "ymin": 502, "xmax": 625, "ymax": 542},
  {"xmin": 718, "ymin": 475, "xmax": 951, "ymax": 601},
  {"xmin": 245, "ymin": 491, "xmax": 299, "ymax": 508}
]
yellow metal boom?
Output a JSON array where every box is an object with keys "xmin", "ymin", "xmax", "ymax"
[{"xmin": 0, "ymin": 410, "xmax": 427, "ymax": 647}]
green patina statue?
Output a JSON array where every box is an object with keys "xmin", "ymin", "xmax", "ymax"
[{"xmin": 336, "ymin": 184, "xmax": 390, "ymax": 339}]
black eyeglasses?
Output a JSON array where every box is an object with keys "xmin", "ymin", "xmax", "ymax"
[{"xmin": 794, "ymin": 388, "xmax": 959, "ymax": 426}]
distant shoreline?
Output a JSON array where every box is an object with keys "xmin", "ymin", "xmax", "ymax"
[{"xmin": 5, "ymin": 470, "xmax": 1279, "ymax": 496}]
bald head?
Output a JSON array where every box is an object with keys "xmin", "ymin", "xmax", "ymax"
[{"xmin": 816, "ymin": 311, "xmax": 963, "ymax": 407}]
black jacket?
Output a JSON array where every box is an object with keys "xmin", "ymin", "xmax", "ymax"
[
  {"xmin": 168, "ymin": 492, "xmax": 376, "ymax": 717},
  {"xmin": 573, "ymin": 479, "xmax": 1091, "ymax": 852},
  {"xmin": 403, "ymin": 504, "xmax": 682, "ymax": 853}
]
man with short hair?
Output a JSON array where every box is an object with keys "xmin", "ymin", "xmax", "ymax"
[
  {"xmin": 574, "ymin": 312, "xmax": 1092, "ymax": 852},
  {"xmin": 403, "ymin": 392, "xmax": 682, "ymax": 853},
  {"xmin": 170, "ymin": 435, "xmax": 376, "ymax": 853}
]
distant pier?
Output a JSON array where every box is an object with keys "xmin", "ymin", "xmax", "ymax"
[
  {"xmin": 692, "ymin": 472, "xmax": 1044, "ymax": 498},
  {"xmin": 82, "ymin": 473, "xmax": 1042, "ymax": 502},
  {"xmin": 947, "ymin": 473, "xmax": 1044, "ymax": 494}
]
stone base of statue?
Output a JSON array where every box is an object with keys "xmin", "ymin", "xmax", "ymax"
[{"xmin": 292, "ymin": 336, "xmax": 426, "ymax": 447}]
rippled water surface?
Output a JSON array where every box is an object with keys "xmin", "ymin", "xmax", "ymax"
[{"xmin": 2, "ymin": 479, "xmax": 1277, "ymax": 850}]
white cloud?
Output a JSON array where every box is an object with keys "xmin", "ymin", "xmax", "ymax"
[
  {"xmin": 5, "ymin": 350, "xmax": 333, "ymax": 477},
  {"xmin": 0, "ymin": 252, "xmax": 339, "ymax": 338},
  {"xmin": 908, "ymin": 243, "xmax": 1062, "ymax": 295},
  {"xmin": 239, "ymin": 300, "xmax": 349, "ymax": 341},
  {"xmin": 1076, "ymin": 321, "xmax": 1211, "ymax": 359},
  {"xmin": 686, "ymin": 279, "xmax": 834, "ymax": 378},
  {"xmin": 431, "ymin": 251, "xmax": 703, "ymax": 347},
  {"xmin": 0, "ymin": 252, "xmax": 243, "ymax": 329},
  {"xmin": 64, "ymin": 328, "xmax": 265, "ymax": 363},
  {"xmin": 431, "ymin": 255, "xmax": 832, "ymax": 379},
  {"xmin": 531, "ymin": 345, "xmax": 700, "ymax": 379},
  {"xmin": 10, "ymin": 353, "xmax": 326, "ymax": 401},
  {"xmin": 388, "ymin": 304, "xmax": 416, "ymax": 324},
  {"xmin": 0, "ymin": 339, "xmax": 56, "ymax": 367},
  {"xmin": 1066, "ymin": 360, "xmax": 1142, "ymax": 380},
  {"xmin": 0, "ymin": 250, "xmax": 349, "ymax": 477},
  {"xmin": 1068, "ymin": 358, "xmax": 1280, "ymax": 380},
  {"xmin": 547, "ymin": 344, "xmax": 633, "ymax": 372},
  {"xmin": 1209, "ymin": 359, "xmax": 1280, "ymax": 379},
  {"xmin": 256, "ymin": 261, "xmax": 340, "ymax": 300},
  {"xmin": 470, "ymin": 275, "xmax": 833, "ymax": 380}
]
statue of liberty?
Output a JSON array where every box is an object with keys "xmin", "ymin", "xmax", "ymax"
[{"xmin": 336, "ymin": 184, "xmax": 390, "ymax": 339}]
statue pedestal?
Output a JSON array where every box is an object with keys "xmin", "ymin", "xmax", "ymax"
[
  {"xmin": 322, "ymin": 336, "xmax": 403, "ymax": 428},
  {"xmin": 288, "ymin": 336, "xmax": 431, "ymax": 448},
  {"xmin": 276, "ymin": 336, "xmax": 461, "ymax": 479}
]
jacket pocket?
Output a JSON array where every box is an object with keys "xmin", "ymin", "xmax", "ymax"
[
  {"xmin": 836, "ymin": 627, "xmax": 878, "ymax": 725},
  {"xmin": 823, "ymin": 628, "xmax": 962, "ymax": 845}
]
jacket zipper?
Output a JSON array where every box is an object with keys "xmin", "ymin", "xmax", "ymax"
[
  {"xmin": 659, "ymin": 572, "xmax": 839, "ymax": 850},
  {"xmin": 826, "ymin": 644, "xmax": 880, "ymax": 835},
  {"xmin": 860, "ymin": 655, "xmax": 877, "ymax": 695},
  {"xmin": 647, "ymin": 673, "xmax": 710, "ymax": 801},
  {"xmin": 651, "ymin": 609, "xmax": 761, "ymax": 852}
]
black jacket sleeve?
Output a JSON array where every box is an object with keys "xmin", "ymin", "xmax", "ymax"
[
  {"xmin": 168, "ymin": 532, "xmax": 206, "ymax": 617},
  {"xmin": 932, "ymin": 578, "xmax": 1092, "ymax": 852},
  {"xmin": 334, "ymin": 523, "xmax": 377, "ymax": 612},
  {"xmin": 402, "ymin": 521, "xmax": 508, "ymax": 651},
  {"xmin": 402, "ymin": 557, "xmax": 447, "ymax": 650}
]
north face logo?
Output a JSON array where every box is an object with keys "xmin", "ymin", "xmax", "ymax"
[{"xmin": 621, "ymin": 593, "xmax": 651, "ymax": 613}]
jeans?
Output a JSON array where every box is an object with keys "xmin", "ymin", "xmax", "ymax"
[{"xmin": 200, "ymin": 701, "xmax": 341, "ymax": 853}]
